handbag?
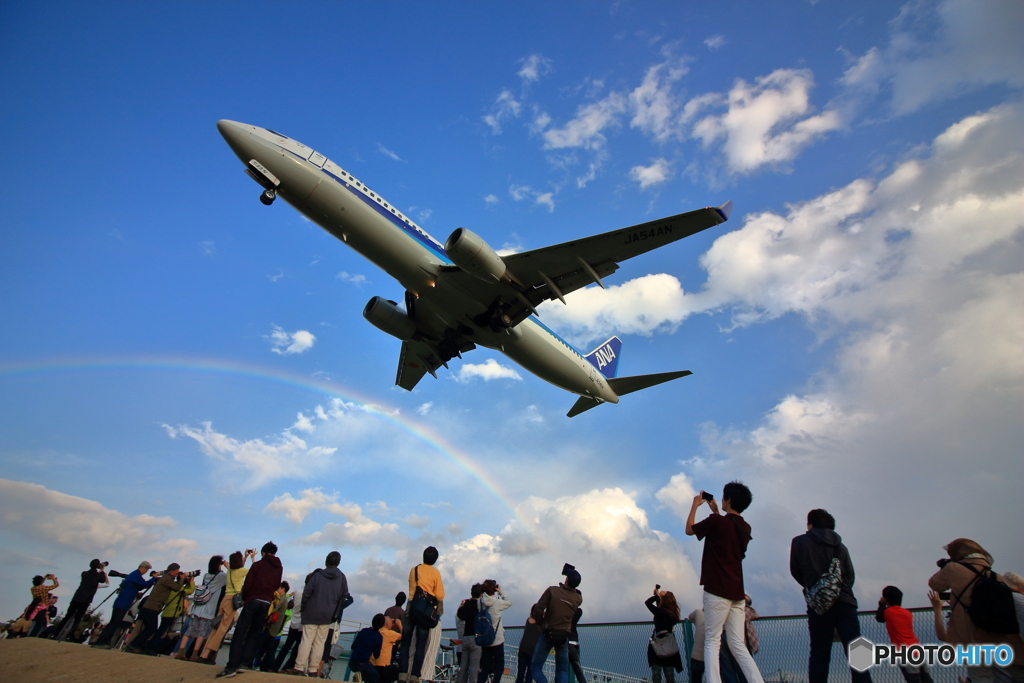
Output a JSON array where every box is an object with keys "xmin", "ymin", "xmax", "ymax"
[
  {"xmin": 804, "ymin": 555, "xmax": 843, "ymax": 615},
  {"xmin": 228, "ymin": 569, "xmax": 244, "ymax": 610},
  {"xmin": 650, "ymin": 629, "xmax": 679, "ymax": 658},
  {"xmin": 408, "ymin": 566, "xmax": 439, "ymax": 629}
]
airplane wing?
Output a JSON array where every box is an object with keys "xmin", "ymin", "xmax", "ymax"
[
  {"xmin": 432, "ymin": 202, "xmax": 731, "ymax": 330},
  {"xmin": 503, "ymin": 201, "xmax": 732, "ymax": 302},
  {"xmin": 395, "ymin": 292, "xmax": 478, "ymax": 391}
]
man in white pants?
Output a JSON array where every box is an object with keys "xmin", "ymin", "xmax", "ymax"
[{"xmin": 686, "ymin": 482, "xmax": 764, "ymax": 683}]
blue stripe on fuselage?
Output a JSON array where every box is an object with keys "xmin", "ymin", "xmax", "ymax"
[
  {"xmin": 529, "ymin": 316, "xmax": 586, "ymax": 361},
  {"xmin": 279, "ymin": 147, "xmax": 451, "ymax": 263}
]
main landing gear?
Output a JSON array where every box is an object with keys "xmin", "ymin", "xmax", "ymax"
[{"xmin": 259, "ymin": 188, "xmax": 276, "ymax": 206}]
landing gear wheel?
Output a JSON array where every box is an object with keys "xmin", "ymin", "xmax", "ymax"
[{"xmin": 259, "ymin": 188, "xmax": 276, "ymax": 205}]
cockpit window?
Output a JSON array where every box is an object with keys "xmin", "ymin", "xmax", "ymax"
[{"xmin": 264, "ymin": 128, "xmax": 288, "ymax": 138}]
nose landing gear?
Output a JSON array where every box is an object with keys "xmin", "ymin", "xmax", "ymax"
[{"xmin": 259, "ymin": 189, "xmax": 276, "ymax": 206}]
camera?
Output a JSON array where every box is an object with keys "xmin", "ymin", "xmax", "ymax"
[
  {"xmin": 561, "ymin": 563, "xmax": 576, "ymax": 576},
  {"xmin": 701, "ymin": 491, "xmax": 714, "ymax": 502},
  {"xmin": 246, "ymin": 549, "xmax": 256, "ymax": 555},
  {"xmin": 939, "ymin": 591, "xmax": 951, "ymax": 601},
  {"xmin": 936, "ymin": 558, "xmax": 951, "ymax": 569},
  {"xmin": 109, "ymin": 569, "xmax": 127, "ymax": 579},
  {"xmin": 185, "ymin": 570, "xmax": 201, "ymax": 579},
  {"xmin": 655, "ymin": 584, "xmax": 661, "ymax": 591},
  {"xmin": 101, "ymin": 561, "xmax": 109, "ymax": 567}
]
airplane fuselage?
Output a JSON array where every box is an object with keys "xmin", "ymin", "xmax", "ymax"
[{"xmin": 217, "ymin": 121, "xmax": 619, "ymax": 403}]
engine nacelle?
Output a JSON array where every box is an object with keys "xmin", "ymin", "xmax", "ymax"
[
  {"xmin": 363, "ymin": 296, "xmax": 417, "ymax": 341},
  {"xmin": 444, "ymin": 228, "xmax": 507, "ymax": 283}
]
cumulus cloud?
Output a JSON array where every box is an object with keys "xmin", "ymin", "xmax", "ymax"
[
  {"xmin": 267, "ymin": 325, "xmax": 316, "ymax": 355},
  {"xmin": 629, "ymin": 60, "xmax": 689, "ymax": 142},
  {"xmin": 265, "ymin": 488, "xmax": 404, "ymax": 550},
  {"xmin": 840, "ymin": 0, "xmax": 1024, "ymax": 116},
  {"xmin": 0, "ymin": 478, "xmax": 184, "ymax": 557},
  {"xmin": 630, "ymin": 158, "xmax": 673, "ymax": 190},
  {"xmin": 453, "ymin": 358, "xmax": 523, "ymax": 383},
  {"xmin": 689, "ymin": 69, "xmax": 843, "ymax": 174},
  {"xmin": 540, "ymin": 94, "xmax": 628, "ymax": 151},
  {"xmin": 484, "ymin": 194, "xmax": 499, "ymax": 206}
]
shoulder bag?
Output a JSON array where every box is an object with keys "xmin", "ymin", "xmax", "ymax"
[
  {"xmin": 804, "ymin": 549, "xmax": 843, "ymax": 615},
  {"xmin": 650, "ymin": 628, "xmax": 679, "ymax": 658},
  {"xmin": 408, "ymin": 566, "xmax": 439, "ymax": 629}
]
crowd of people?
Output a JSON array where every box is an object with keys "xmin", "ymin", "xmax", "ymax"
[{"xmin": 3, "ymin": 482, "xmax": 1023, "ymax": 683}]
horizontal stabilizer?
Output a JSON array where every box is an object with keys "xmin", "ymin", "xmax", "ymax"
[
  {"xmin": 567, "ymin": 395, "xmax": 603, "ymax": 418},
  {"xmin": 607, "ymin": 370, "xmax": 692, "ymax": 396}
]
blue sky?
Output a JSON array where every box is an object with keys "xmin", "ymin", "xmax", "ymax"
[{"xmin": 1, "ymin": 0, "xmax": 1021, "ymax": 626}]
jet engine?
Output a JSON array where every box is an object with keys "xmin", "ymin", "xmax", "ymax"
[
  {"xmin": 444, "ymin": 228, "xmax": 507, "ymax": 283},
  {"xmin": 363, "ymin": 296, "xmax": 417, "ymax": 340}
]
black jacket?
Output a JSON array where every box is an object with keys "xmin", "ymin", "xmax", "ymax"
[{"xmin": 789, "ymin": 528, "xmax": 857, "ymax": 607}]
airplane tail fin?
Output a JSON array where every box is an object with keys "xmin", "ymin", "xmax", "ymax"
[
  {"xmin": 566, "ymin": 370, "xmax": 692, "ymax": 417},
  {"xmin": 584, "ymin": 336, "xmax": 623, "ymax": 379}
]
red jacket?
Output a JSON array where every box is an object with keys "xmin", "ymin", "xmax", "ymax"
[{"xmin": 241, "ymin": 555, "xmax": 283, "ymax": 604}]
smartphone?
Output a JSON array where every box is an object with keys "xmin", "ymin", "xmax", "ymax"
[
  {"xmin": 939, "ymin": 591, "xmax": 951, "ymax": 601},
  {"xmin": 701, "ymin": 491, "xmax": 714, "ymax": 501}
]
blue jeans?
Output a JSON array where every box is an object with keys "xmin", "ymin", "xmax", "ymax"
[
  {"xmin": 399, "ymin": 619, "xmax": 431, "ymax": 677},
  {"xmin": 531, "ymin": 632, "xmax": 569, "ymax": 683}
]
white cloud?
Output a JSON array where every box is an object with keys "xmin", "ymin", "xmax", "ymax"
[
  {"xmin": 704, "ymin": 34, "xmax": 726, "ymax": 50},
  {"xmin": 453, "ymin": 358, "xmax": 523, "ymax": 383},
  {"xmin": 163, "ymin": 421, "xmax": 338, "ymax": 488},
  {"xmin": 630, "ymin": 158, "xmax": 673, "ymax": 190},
  {"xmin": 483, "ymin": 89, "xmax": 523, "ymax": 134},
  {"xmin": 336, "ymin": 271, "xmax": 368, "ymax": 286},
  {"xmin": 629, "ymin": 61, "xmax": 689, "ymax": 142},
  {"xmin": 199, "ymin": 240, "xmax": 215, "ymax": 257},
  {"xmin": 840, "ymin": 0, "xmax": 1024, "ymax": 115},
  {"xmin": 508, "ymin": 185, "xmax": 556, "ymax": 212},
  {"xmin": 518, "ymin": 54, "xmax": 552, "ymax": 84},
  {"xmin": 267, "ymin": 325, "xmax": 316, "ymax": 355},
  {"xmin": 267, "ymin": 270, "xmax": 284, "ymax": 282},
  {"xmin": 484, "ymin": 194, "xmax": 499, "ymax": 206},
  {"xmin": 539, "ymin": 273, "xmax": 693, "ymax": 347},
  {"xmin": 377, "ymin": 143, "xmax": 402, "ymax": 161},
  {"xmin": 540, "ymin": 93, "xmax": 627, "ymax": 151},
  {"xmin": 415, "ymin": 402, "xmax": 433, "ymax": 416},
  {"xmin": 690, "ymin": 69, "xmax": 844, "ymax": 174},
  {"xmin": 654, "ymin": 472, "xmax": 698, "ymax": 519},
  {"xmin": 0, "ymin": 478, "xmax": 185, "ymax": 557},
  {"xmin": 264, "ymin": 488, "xmax": 406, "ymax": 552}
]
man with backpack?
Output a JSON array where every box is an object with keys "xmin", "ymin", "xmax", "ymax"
[
  {"xmin": 928, "ymin": 538, "xmax": 1023, "ymax": 678},
  {"xmin": 529, "ymin": 565, "xmax": 583, "ymax": 683},
  {"xmin": 789, "ymin": 509, "xmax": 868, "ymax": 683}
]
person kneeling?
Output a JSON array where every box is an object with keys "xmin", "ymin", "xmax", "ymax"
[{"xmin": 350, "ymin": 615, "xmax": 386, "ymax": 683}]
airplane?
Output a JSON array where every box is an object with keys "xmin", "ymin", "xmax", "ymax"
[{"xmin": 216, "ymin": 120, "xmax": 732, "ymax": 417}]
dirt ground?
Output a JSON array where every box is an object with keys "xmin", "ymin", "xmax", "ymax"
[{"xmin": 0, "ymin": 637, "xmax": 304, "ymax": 683}]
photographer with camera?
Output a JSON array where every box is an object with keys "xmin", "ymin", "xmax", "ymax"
[
  {"xmin": 529, "ymin": 563, "xmax": 583, "ymax": 683},
  {"xmin": 58, "ymin": 559, "xmax": 109, "ymax": 642},
  {"xmin": 646, "ymin": 587, "xmax": 682, "ymax": 683},
  {"xmin": 927, "ymin": 538, "xmax": 1023, "ymax": 680},
  {"xmin": 200, "ymin": 549, "xmax": 255, "ymax": 663},
  {"xmin": 478, "ymin": 579, "xmax": 512, "ymax": 683},
  {"xmin": 92, "ymin": 560, "xmax": 157, "ymax": 648},
  {"xmin": 128, "ymin": 563, "xmax": 196, "ymax": 655},
  {"xmin": 24, "ymin": 573, "xmax": 60, "ymax": 638},
  {"xmin": 217, "ymin": 541, "xmax": 283, "ymax": 679}
]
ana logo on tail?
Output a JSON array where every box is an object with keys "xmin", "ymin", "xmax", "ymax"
[{"xmin": 585, "ymin": 337, "xmax": 623, "ymax": 380}]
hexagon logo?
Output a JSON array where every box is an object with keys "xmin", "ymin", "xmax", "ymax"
[{"xmin": 848, "ymin": 637, "xmax": 875, "ymax": 673}]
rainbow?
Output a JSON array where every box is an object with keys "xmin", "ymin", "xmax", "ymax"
[{"xmin": 0, "ymin": 355, "xmax": 534, "ymax": 533}]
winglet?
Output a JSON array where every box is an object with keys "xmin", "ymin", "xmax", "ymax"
[{"xmin": 715, "ymin": 200, "xmax": 733, "ymax": 223}]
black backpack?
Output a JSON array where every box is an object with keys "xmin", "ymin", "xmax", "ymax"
[{"xmin": 955, "ymin": 563, "xmax": 1020, "ymax": 634}]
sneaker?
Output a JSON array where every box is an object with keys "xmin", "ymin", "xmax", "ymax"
[
  {"xmin": 283, "ymin": 670, "xmax": 307, "ymax": 677},
  {"xmin": 215, "ymin": 669, "xmax": 238, "ymax": 679}
]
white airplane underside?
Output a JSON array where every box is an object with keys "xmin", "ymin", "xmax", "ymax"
[{"xmin": 216, "ymin": 120, "xmax": 732, "ymax": 417}]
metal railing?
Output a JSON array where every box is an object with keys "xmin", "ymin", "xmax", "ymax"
[{"xmin": 335, "ymin": 608, "xmax": 961, "ymax": 683}]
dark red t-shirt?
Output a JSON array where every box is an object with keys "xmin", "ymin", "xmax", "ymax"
[{"xmin": 692, "ymin": 513, "xmax": 751, "ymax": 601}]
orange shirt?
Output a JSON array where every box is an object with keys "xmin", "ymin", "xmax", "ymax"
[
  {"xmin": 408, "ymin": 564, "xmax": 444, "ymax": 601},
  {"xmin": 370, "ymin": 627, "xmax": 402, "ymax": 666}
]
